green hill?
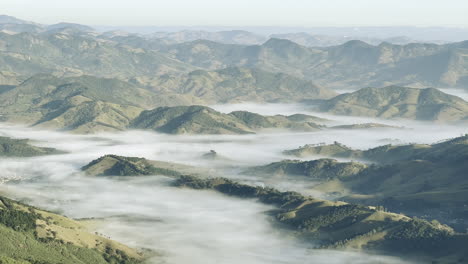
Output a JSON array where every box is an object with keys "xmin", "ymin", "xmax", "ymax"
[
  {"xmin": 130, "ymin": 105, "xmax": 323, "ymax": 134},
  {"xmin": 275, "ymin": 135, "xmax": 468, "ymax": 231},
  {"xmin": 0, "ymin": 136, "xmax": 61, "ymax": 157},
  {"xmin": 284, "ymin": 142, "xmax": 361, "ymax": 158},
  {"xmin": 0, "ymin": 195, "xmax": 144, "ymax": 263},
  {"xmin": 245, "ymin": 159, "xmax": 367, "ymax": 180},
  {"xmin": 82, "ymin": 155, "xmax": 188, "ymax": 177},
  {"xmin": 319, "ymin": 86, "xmax": 468, "ymax": 122},
  {"xmin": 0, "ymin": 74, "xmax": 205, "ymax": 133},
  {"xmin": 285, "ymin": 134, "xmax": 468, "ymax": 164},
  {"xmin": 144, "ymin": 67, "xmax": 336, "ymax": 103}
]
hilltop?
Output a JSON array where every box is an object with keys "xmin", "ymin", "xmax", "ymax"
[
  {"xmin": 82, "ymin": 154, "xmax": 203, "ymax": 177},
  {"xmin": 130, "ymin": 105, "xmax": 323, "ymax": 134}
]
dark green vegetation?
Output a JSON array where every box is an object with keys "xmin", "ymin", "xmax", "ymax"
[
  {"xmin": 174, "ymin": 175, "xmax": 468, "ymax": 263},
  {"xmin": 82, "ymin": 155, "xmax": 183, "ymax": 177},
  {"xmin": 318, "ymin": 86, "xmax": 468, "ymax": 122},
  {"xmin": 130, "ymin": 105, "xmax": 323, "ymax": 134},
  {"xmin": 330, "ymin": 123, "xmax": 403, "ymax": 130},
  {"xmin": 0, "ymin": 196, "xmax": 144, "ymax": 264},
  {"xmin": 0, "ymin": 136, "xmax": 60, "ymax": 157},
  {"xmin": 276, "ymin": 135, "xmax": 468, "ymax": 231},
  {"xmin": 245, "ymin": 159, "xmax": 367, "ymax": 180},
  {"xmin": 82, "ymin": 154, "xmax": 210, "ymax": 178}
]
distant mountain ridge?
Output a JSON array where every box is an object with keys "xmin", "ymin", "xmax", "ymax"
[
  {"xmin": 318, "ymin": 86, "xmax": 468, "ymax": 122},
  {"xmin": 143, "ymin": 67, "xmax": 336, "ymax": 103},
  {"xmin": 130, "ymin": 105, "xmax": 323, "ymax": 134},
  {"xmin": 156, "ymin": 38, "xmax": 468, "ymax": 89},
  {"xmin": 1, "ymin": 15, "xmax": 467, "ymax": 89}
]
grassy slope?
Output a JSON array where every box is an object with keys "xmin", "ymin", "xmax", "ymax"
[
  {"xmin": 0, "ymin": 196, "xmax": 144, "ymax": 264},
  {"xmin": 0, "ymin": 136, "xmax": 61, "ymax": 157},
  {"xmin": 319, "ymin": 86, "xmax": 468, "ymax": 122},
  {"xmin": 279, "ymin": 135, "xmax": 468, "ymax": 230},
  {"xmin": 145, "ymin": 67, "xmax": 336, "ymax": 103},
  {"xmin": 131, "ymin": 105, "xmax": 323, "ymax": 134}
]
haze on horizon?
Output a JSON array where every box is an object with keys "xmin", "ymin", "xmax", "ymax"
[{"xmin": 1, "ymin": 0, "xmax": 468, "ymax": 28}]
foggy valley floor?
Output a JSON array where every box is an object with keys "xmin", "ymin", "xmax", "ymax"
[{"xmin": 0, "ymin": 103, "xmax": 466, "ymax": 264}]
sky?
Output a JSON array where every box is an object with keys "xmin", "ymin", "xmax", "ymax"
[{"xmin": 1, "ymin": 0, "xmax": 468, "ymax": 27}]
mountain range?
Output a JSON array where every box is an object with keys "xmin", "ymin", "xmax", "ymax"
[
  {"xmin": 156, "ymin": 38, "xmax": 468, "ymax": 89},
  {"xmin": 0, "ymin": 74, "xmax": 466, "ymax": 133},
  {"xmin": 1, "ymin": 15, "xmax": 467, "ymax": 90}
]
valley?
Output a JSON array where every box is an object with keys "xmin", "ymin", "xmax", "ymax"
[{"xmin": 0, "ymin": 11, "xmax": 467, "ymax": 264}]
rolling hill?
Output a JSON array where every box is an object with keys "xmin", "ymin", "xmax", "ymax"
[
  {"xmin": 156, "ymin": 38, "xmax": 468, "ymax": 89},
  {"xmin": 318, "ymin": 86, "xmax": 468, "ymax": 122},
  {"xmin": 141, "ymin": 67, "xmax": 336, "ymax": 103},
  {"xmin": 0, "ymin": 136, "xmax": 61, "ymax": 157},
  {"xmin": 264, "ymin": 135, "xmax": 468, "ymax": 231},
  {"xmin": 0, "ymin": 195, "xmax": 144, "ymax": 263},
  {"xmin": 130, "ymin": 105, "xmax": 323, "ymax": 134}
]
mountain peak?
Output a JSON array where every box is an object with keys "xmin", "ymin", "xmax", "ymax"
[
  {"xmin": 263, "ymin": 37, "xmax": 303, "ymax": 48},
  {"xmin": 341, "ymin": 39, "xmax": 374, "ymax": 48}
]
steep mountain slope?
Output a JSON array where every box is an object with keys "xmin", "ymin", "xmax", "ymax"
[
  {"xmin": 141, "ymin": 67, "xmax": 336, "ymax": 103},
  {"xmin": 319, "ymin": 86, "xmax": 468, "ymax": 122},
  {"xmin": 130, "ymin": 105, "xmax": 323, "ymax": 134},
  {"xmin": 0, "ymin": 195, "xmax": 144, "ymax": 263}
]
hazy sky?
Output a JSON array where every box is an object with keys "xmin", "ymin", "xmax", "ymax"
[{"xmin": 1, "ymin": 0, "xmax": 468, "ymax": 27}]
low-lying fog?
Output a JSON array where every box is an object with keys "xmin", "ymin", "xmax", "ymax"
[{"xmin": 1, "ymin": 103, "xmax": 466, "ymax": 264}]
